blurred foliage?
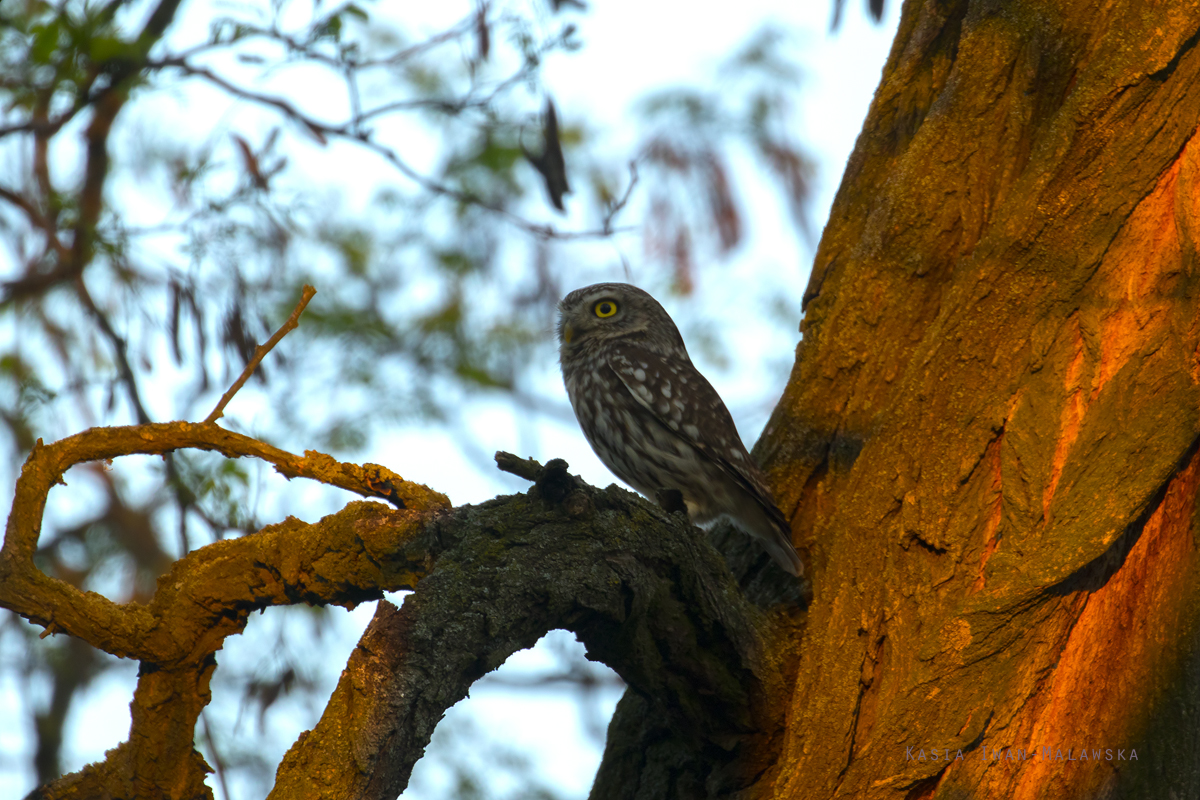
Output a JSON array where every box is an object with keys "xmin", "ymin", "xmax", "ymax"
[
  {"xmin": 0, "ymin": 0, "xmax": 832, "ymax": 795},
  {"xmin": 637, "ymin": 26, "xmax": 816, "ymax": 292}
]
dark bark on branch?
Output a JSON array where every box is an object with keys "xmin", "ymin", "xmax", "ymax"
[
  {"xmin": 271, "ymin": 457, "xmax": 793, "ymax": 800},
  {"xmin": 4, "ymin": 430, "xmax": 794, "ymax": 800}
]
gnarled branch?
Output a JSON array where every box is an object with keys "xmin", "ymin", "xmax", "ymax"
[
  {"xmin": 271, "ymin": 456, "xmax": 794, "ymax": 800},
  {"xmin": 5, "ymin": 430, "xmax": 797, "ymax": 800}
]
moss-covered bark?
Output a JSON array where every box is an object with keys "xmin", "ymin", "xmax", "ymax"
[
  {"xmin": 2, "ymin": 423, "xmax": 448, "ymax": 800},
  {"xmin": 3, "ymin": 430, "xmax": 791, "ymax": 800},
  {"xmin": 270, "ymin": 459, "xmax": 791, "ymax": 800}
]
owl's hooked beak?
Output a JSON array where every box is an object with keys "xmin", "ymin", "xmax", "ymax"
[{"xmin": 562, "ymin": 323, "xmax": 575, "ymax": 344}]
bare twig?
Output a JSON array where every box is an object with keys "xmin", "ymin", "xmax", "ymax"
[
  {"xmin": 603, "ymin": 160, "xmax": 640, "ymax": 234},
  {"xmin": 204, "ymin": 284, "xmax": 316, "ymax": 424},
  {"xmin": 494, "ymin": 450, "xmax": 544, "ymax": 481}
]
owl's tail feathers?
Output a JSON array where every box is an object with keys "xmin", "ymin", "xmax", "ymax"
[
  {"xmin": 763, "ymin": 528, "xmax": 805, "ymax": 578},
  {"xmin": 739, "ymin": 499, "xmax": 805, "ymax": 578}
]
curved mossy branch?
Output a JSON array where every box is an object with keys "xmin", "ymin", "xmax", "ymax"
[
  {"xmin": 271, "ymin": 456, "xmax": 793, "ymax": 800},
  {"xmin": 6, "ymin": 428, "xmax": 795, "ymax": 800},
  {"xmin": 0, "ymin": 422, "xmax": 448, "ymax": 663},
  {"xmin": 5, "ymin": 422, "xmax": 447, "ymax": 800}
]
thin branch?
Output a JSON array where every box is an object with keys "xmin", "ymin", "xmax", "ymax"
[
  {"xmin": 76, "ymin": 275, "xmax": 206, "ymax": 555},
  {"xmin": 153, "ymin": 58, "xmax": 636, "ymax": 241},
  {"xmin": 0, "ymin": 67, "xmax": 102, "ymax": 143},
  {"xmin": 346, "ymin": 65, "xmax": 363, "ymax": 137},
  {"xmin": 0, "ymin": 33, "xmax": 111, "ymax": 302},
  {"xmin": 0, "ymin": 263, "xmax": 84, "ymax": 306},
  {"xmin": 228, "ymin": 8, "xmax": 482, "ymax": 71},
  {"xmin": 32, "ymin": 90, "xmax": 56, "ymax": 232},
  {"xmin": 135, "ymin": 0, "xmax": 187, "ymax": 45},
  {"xmin": 477, "ymin": 667, "xmax": 626, "ymax": 691},
  {"xmin": 200, "ymin": 711, "xmax": 232, "ymax": 800},
  {"xmin": 603, "ymin": 160, "xmax": 640, "ymax": 235},
  {"xmin": 494, "ymin": 450, "xmax": 544, "ymax": 480},
  {"xmin": 75, "ymin": 278, "xmax": 152, "ymax": 425},
  {"xmin": 354, "ymin": 55, "xmax": 541, "ymax": 123},
  {"xmin": 204, "ymin": 284, "xmax": 316, "ymax": 424},
  {"xmin": 1, "ymin": 0, "xmax": 188, "ymax": 306},
  {"xmin": 354, "ymin": 95, "xmax": 487, "ymax": 120},
  {"xmin": 0, "ymin": 183, "xmax": 38, "ymax": 236},
  {"xmin": 376, "ymin": 9, "xmax": 487, "ymax": 67},
  {"xmin": 0, "ymin": 183, "xmax": 72, "ymax": 298},
  {"xmin": 71, "ymin": 67, "xmax": 136, "ymax": 277},
  {"xmin": 96, "ymin": 0, "xmax": 136, "ymax": 26},
  {"xmin": 0, "ymin": 185, "xmax": 66, "ymax": 257},
  {"xmin": 0, "ymin": 114, "xmax": 77, "ymax": 140}
]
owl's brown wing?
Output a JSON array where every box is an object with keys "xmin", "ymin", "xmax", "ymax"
[{"xmin": 606, "ymin": 344, "xmax": 786, "ymax": 518}]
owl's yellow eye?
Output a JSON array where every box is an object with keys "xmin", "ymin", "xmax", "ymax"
[{"xmin": 594, "ymin": 300, "xmax": 618, "ymax": 318}]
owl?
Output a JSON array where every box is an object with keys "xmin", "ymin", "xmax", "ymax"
[{"xmin": 557, "ymin": 282, "xmax": 803, "ymax": 577}]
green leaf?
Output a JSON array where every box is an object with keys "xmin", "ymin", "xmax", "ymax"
[
  {"xmin": 89, "ymin": 35, "xmax": 132, "ymax": 64},
  {"xmin": 434, "ymin": 248, "xmax": 476, "ymax": 276},
  {"xmin": 312, "ymin": 15, "xmax": 342, "ymax": 43},
  {"xmin": 29, "ymin": 20, "xmax": 62, "ymax": 64},
  {"xmin": 342, "ymin": 4, "xmax": 369, "ymax": 22}
]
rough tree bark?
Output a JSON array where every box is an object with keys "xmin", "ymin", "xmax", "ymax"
[
  {"xmin": 2, "ymin": 426, "xmax": 793, "ymax": 800},
  {"xmin": 752, "ymin": 0, "xmax": 1200, "ymax": 796},
  {"xmin": 5, "ymin": 0, "xmax": 1200, "ymax": 798}
]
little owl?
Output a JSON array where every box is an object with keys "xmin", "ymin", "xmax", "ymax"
[{"xmin": 557, "ymin": 282, "xmax": 803, "ymax": 577}]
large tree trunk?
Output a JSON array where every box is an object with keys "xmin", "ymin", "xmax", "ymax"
[{"xmin": 752, "ymin": 0, "xmax": 1200, "ymax": 796}]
